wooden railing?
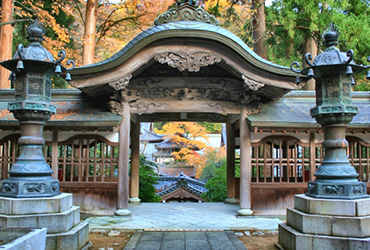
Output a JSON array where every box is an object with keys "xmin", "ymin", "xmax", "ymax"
[
  {"xmin": 55, "ymin": 135, "xmax": 119, "ymax": 184},
  {"xmin": 1, "ymin": 134, "xmax": 369, "ymax": 185}
]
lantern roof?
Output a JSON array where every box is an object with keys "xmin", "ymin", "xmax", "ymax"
[{"xmin": 12, "ymin": 20, "xmax": 55, "ymax": 63}]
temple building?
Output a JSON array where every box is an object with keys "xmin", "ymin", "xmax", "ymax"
[{"xmin": 0, "ymin": 2, "xmax": 368, "ymax": 215}]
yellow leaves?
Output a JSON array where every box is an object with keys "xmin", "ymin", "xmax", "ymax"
[{"xmin": 155, "ymin": 122, "xmax": 210, "ymax": 163}]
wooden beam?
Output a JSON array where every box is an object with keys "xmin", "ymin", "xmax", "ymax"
[
  {"xmin": 130, "ymin": 100, "xmax": 240, "ymax": 114},
  {"xmin": 60, "ymin": 182, "xmax": 117, "ymax": 189}
]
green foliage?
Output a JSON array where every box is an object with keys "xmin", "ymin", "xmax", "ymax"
[
  {"xmin": 199, "ymin": 148, "xmax": 227, "ymax": 202},
  {"xmin": 139, "ymin": 155, "xmax": 161, "ymax": 202},
  {"xmin": 52, "ymin": 76, "xmax": 68, "ymax": 89},
  {"xmin": 200, "ymin": 122, "xmax": 222, "ymax": 133},
  {"xmin": 199, "ymin": 149, "xmax": 226, "ymax": 182},
  {"xmin": 265, "ymin": 0, "xmax": 370, "ymax": 68},
  {"xmin": 201, "ymin": 165, "xmax": 227, "ymax": 202}
]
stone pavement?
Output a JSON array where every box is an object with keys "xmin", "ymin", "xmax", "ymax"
[
  {"xmin": 124, "ymin": 231, "xmax": 247, "ymax": 250},
  {"xmin": 86, "ymin": 202, "xmax": 284, "ymax": 231}
]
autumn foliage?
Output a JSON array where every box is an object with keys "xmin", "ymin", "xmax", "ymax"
[{"xmin": 155, "ymin": 122, "xmax": 208, "ymax": 162}]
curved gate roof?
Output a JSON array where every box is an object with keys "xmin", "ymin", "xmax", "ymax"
[{"xmin": 70, "ymin": 3, "xmax": 299, "ymax": 118}]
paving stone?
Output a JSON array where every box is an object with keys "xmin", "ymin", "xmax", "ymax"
[
  {"xmin": 206, "ymin": 231, "xmax": 229, "ymax": 241},
  {"xmin": 225, "ymin": 231, "xmax": 247, "ymax": 250},
  {"xmin": 185, "ymin": 240, "xmax": 211, "ymax": 250},
  {"xmin": 135, "ymin": 240, "xmax": 161, "ymax": 250},
  {"xmin": 208, "ymin": 239, "xmax": 236, "ymax": 250},
  {"xmin": 123, "ymin": 232, "xmax": 142, "ymax": 250},
  {"xmin": 163, "ymin": 232, "xmax": 184, "ymax": 241},
  {"xmin": 184, "ymin": 232, "xmax": 207, "ymax": 240},
  {"xmin": 160, "ymin": 239, "xmax": 185, "ymax": 250},
  {"xmin": 140, "ymin": 232, "xmax": 163, "ymax": 241}
]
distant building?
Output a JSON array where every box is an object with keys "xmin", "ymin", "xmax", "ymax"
[{"xmin": 155, "ymin": 172, "xmax": 206, "ymax": 202}]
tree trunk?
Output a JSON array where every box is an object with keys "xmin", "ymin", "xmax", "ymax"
[
  {"xmin": 252, "ymin": 0, "xmax": 267, "ymax": 59},
  {"xmin": 285, "ymin": 39, "xmax": 294, "ymax": 59},
  {"xmin": 0, "ymin": 0, "xmax": 14, "ymax": 89},
  {"xmin": 303, "ymin": 34, "xmax": 318, "ymax": 90},
  {"xmin": 82, "ymin": 0, "xmax": 98, "ymax": 65}
]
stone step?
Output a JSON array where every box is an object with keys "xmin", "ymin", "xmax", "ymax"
[
  {"xmin": 0, "ymin": 206, "xmax": 80, "ymax": 234},
  {"xmin": 287, "ymin": 208, "xmax": 370, "ymax": 238},
  {"xmin": 46, "ymin": 220, "xmax": 89, "ymax": 250},
  {"xmin": 0, "ymin": 193, "xmax": 73, "ymax": 215},
  {"xmin": 294, "ymin": 194, "xmax": 370, "ymax": 217},
  {"xmin": 278, "ymin": 223, "xmax": 370, "ymax": 250}
]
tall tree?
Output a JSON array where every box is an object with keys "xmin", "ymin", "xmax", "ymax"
[
  {"xmin": 265, "ymin": 0, "xmax": 369, "ymax": 90},
  {"xmin": 0, "ymin": 0, "xmax": 14, "ymax": 89},
  {"xmin": 82, "ymin": 0, "xmax": 98, "ymax": 65},
  {"xmin": 252, "ymin": 0, "xmax": 267, "ymax": 59}
]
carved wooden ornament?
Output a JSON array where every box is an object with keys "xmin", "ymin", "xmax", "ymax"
[
  {"xmin": 246, "ymin": 102, "xmax": 263, "ymax": 116},
  {"xmin": 154, "ymin": 52, "xmax": 222, "ymax": 72},
  {"xmin": 242, "ymin": 75, "xmax": 265, "ymax": 91},
  {"xmin": 109, "ymin": 75, "xmax": 132, "ymax": 91},
  {"xmin": 108, "ymin": 100, "xmax": 124, "ymax": 116}
]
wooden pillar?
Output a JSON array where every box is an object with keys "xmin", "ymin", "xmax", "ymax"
[
  {"xmin": 309, "ymin": 131, "xmax": 316, "ymax": 181},
  {"xmin": 225, "ymin": 122, "xmax": 237, "ymax": 203},
  {"xmin": 129, "ymin": 121, "xmax": 141, "ymax": 203},
  {"xmin": 116, "ymin": 102, "xmax": 131, "ymax": 216},
  {"xmin": 51, "ymin": 130, "xmax": 59, "ymax": 179},
  {"xmin": 238, "ymin": 105, "xmax": 253, "ymax": 215}
]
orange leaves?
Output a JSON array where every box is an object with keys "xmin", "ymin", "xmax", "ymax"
[{"xmin": 155, "ymin": 122, "xmax": 210, "ymax": 163}]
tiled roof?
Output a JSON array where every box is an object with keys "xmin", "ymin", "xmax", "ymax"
[{"xmin": 155, "ymin": 172, "xmax": 206, "ymax": 197}]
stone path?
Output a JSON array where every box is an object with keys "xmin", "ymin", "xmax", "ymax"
[
  {"xmin": 86, "ymin": 203, "xmax": 283, "ymax": 231},
  {"xmin": 123, "ymin": 231, "xmax": 247, "ymax": 250}
]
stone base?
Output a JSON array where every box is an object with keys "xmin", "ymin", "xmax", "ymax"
[
  {"xmin": 46, "ymin": 221, "xmax": 89, "ymax": 250},
  {"xmin": 0, "ymin": 193, "xmax": 73, "ymax": 215},
  {"xmin": 278, "ymin": 195, "xmax": 370, "ymax": 250},
  {"xmin": 0, "ymin": 206, "xmax": 80, "ymax": 234},
  {"xmin": 225, "ymin": 197, "xmax": 238, "ymax": 204},
  {"xmin": 129, "ymin": 197, "xmax": 141, "ymax": 203},
  {"xmin": 0, "ymin": 193, "xmax": 89, "ymax": 250},
  {"xmin": 0, "ymin": 228, "xmax": 47, "ymax": 250},
  {"xmin": 294, "ymin": 194, "xmax": 370, "ymax": 217},
  {"xmin": 115, "ymin": 209, "xmax": 131, "ymax": 216},
  {"xmin": 237, "ymin": 208, "xmax": 253, "ymax": 216},
  {"xmin": 278, "ymin": 223, "xmax": 370, "ymax": 250}
]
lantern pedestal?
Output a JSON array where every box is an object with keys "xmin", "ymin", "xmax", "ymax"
[
  {"xmin": 0, "ymin": 193, "xmax": 90, "ymax": 250},
  {"xmin": 276, "ymin": 194, "xmax": 370, "ymax": 250}
]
